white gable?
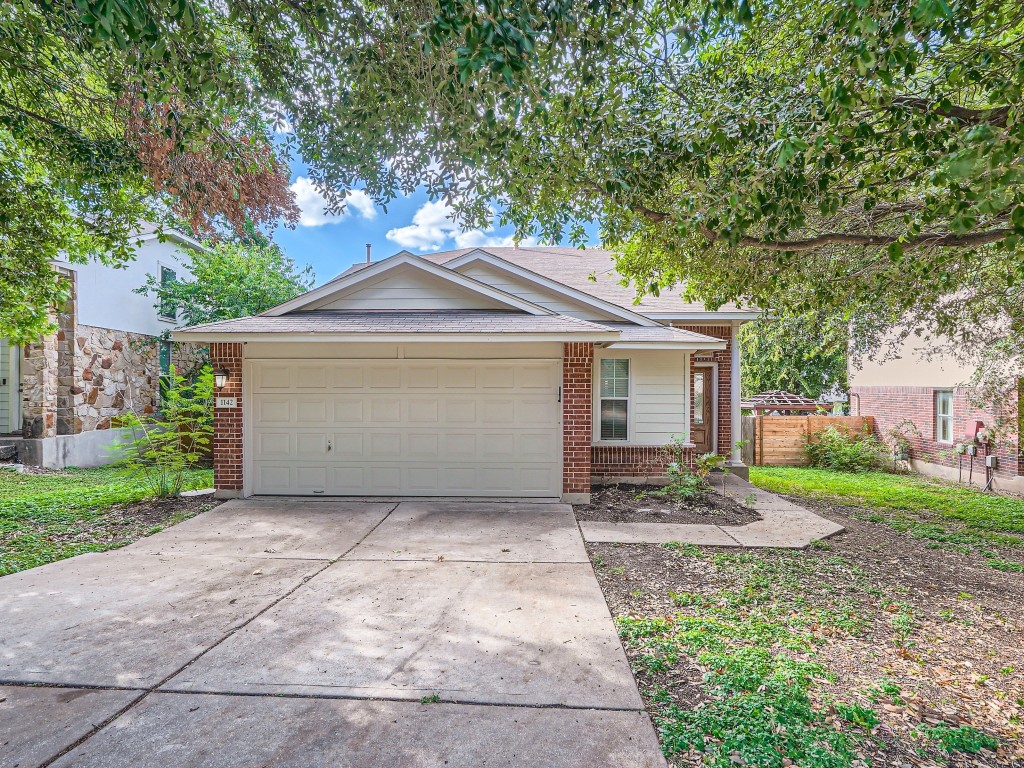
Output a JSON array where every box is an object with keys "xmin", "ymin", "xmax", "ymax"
[
  {"xmin": 306, "ymin": 264, "xmax": 514, "ymax": 312},
  {"xmin": 262, "ymin": 252, "xmax": 554, "ymax": 317}
]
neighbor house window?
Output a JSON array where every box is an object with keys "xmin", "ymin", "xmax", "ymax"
[
  {"xmin": 599, "ymin": 358, "xmax": 629, "ymax": 441},
  {"xmin": 935, "ymin": 390, "xmax": 953, "ymax": 443},
  {"xmin": 159, "ymin": 266, "xmax": 177, "ymax": 321}
]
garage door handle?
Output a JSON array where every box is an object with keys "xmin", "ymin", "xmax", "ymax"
[
  {"xmin": 327, "ymin": 440, "xmax": 332, "ymax": 452},
  {"xmin": 557, "ymin": 386, "xmax": 562, "ymax": 403}
]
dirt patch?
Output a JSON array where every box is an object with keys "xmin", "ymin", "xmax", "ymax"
[
  {"xmin": 575, "ymin": 483, "xmax": 760, "ymax": 526},
  {"xmin": 41, "ymin": 495, "xmax": 220, "ymax": 550},
  {"xmin": 590, "ymin": 495, "xmax": 1024, "ymax": 767}
]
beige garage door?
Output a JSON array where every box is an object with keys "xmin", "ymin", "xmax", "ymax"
[{"xmin": 249, "ymin": 359, "xmax": 561, "ymax": 497}]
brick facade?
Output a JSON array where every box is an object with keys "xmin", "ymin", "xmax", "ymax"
[
  {"xmin": 851, "ymin": 385, "xmax": 1022, "ymax": 480},
  {"xmin": 591, "ymin": 444, "xmax": 696, "ymax": 482},
  {"xmin": 211, "ymin": 342, "xmax": 244, "ymax": 495},
  {"xmin": 562, "ymin": 342, "xmax": 593, "ymax": 499}
]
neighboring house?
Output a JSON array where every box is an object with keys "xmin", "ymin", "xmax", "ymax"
[
  {"xmin": 849, "ymin": 335, "xmax": 1023, "ymax": 493},
  {"xmin": 0, "ymin": 228, "xmax": 206, "ymax": 468},
  {"xmin": 175, "ymin": 247, "xmax": 760, "ymax": 502}
]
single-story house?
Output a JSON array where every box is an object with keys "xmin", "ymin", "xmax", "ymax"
[
  {"xmin": 175, "ymin": 247, "xmax": 760, "ymax": 502},
  {"xmin": 1, "ymin": 226, "xmax": 205, "ymax": 468},
  {"xmin": 849, "ymin": 334, "xmax": 1023, "ymax": 494}
]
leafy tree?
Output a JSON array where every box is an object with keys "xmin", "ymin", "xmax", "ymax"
[
  {"xmin": 137, "ymin": 241, "xmax": 315, "ymax": 327},
  {"xmin": 740, "ymin": 312, "xmax": 849, "ymax": 401},
  {"xmin": 0, "ymin": 0, "xmax": 299, "ymax": 342}
]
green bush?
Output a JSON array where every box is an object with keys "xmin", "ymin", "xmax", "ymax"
[
  {"xmin": 804, "ymin": 426, "xmax": 889, "ymax": 473},
  {"xmin": 115, "ymin": 365, "xmax": 214, "ymax": 497}
]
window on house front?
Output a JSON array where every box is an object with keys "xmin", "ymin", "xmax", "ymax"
[
  {"xmin": 158, "ymin": 340, "xmax": 172, "ymax": 402},
  {"xmin": 159, "ymin": 266, "xmax": 177, "ymax": 321},
  {"xmin": 599, "ymin": 358, "xmax": 629, "ymax": 441},
  {"xmin": 935, "ymin": 390, "xmax": 953, "ymax": 443}
]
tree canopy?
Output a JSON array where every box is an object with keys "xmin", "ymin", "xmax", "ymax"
[
  {"xmin": 5, "ymin": 0, "xmax": 1023, "ymax": 398},
  {"xmin": 0, "ymin": 0, "xmax": 299, "ymax": 341},
  {"xmin": 137, "ymin": 239, "xmax": 315, "ymax": 328}
]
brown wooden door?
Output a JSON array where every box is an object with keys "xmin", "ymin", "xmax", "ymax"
[{"xmin": 691, "ymin": 367, "xmax": 713, "ymax": 454}]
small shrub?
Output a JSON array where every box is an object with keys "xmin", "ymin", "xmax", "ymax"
[
  {"xmin": 805, "ymin": 426, "xmax": 888, "ymax": 472},
  {"xmin": 115, "ymin": 366, "xmax": 214, "ymax": 498},
  {"xmin": 835, "ymin": 702, "xmax": 880, "ymax": 730}
]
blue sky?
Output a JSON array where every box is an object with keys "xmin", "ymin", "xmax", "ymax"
[{"xmin": 273, "ymin": 160, "xmax": 597, "ymax": 287}]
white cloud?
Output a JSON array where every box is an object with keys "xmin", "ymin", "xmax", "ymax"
[
  {"xmin": 386, "ymin": 200, "xmax": 534, "ymax": 251},
  {"xmin": 289, "ymin": 177, "xmax": 377, "ymax": 226}
]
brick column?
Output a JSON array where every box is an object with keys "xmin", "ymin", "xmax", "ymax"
[
  {"xmin": 562, "ymin": 342, "xmax": 593, "ymax": 503},
  {"xmin": 211, "ymin": 342, "xmax": 243, "ymax": 497}
]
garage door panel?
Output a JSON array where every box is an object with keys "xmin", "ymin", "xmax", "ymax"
[
  {"xmin": 481, "ymin": 399, "xmax": 515, "ymax": 424},
  {"xmin": 408, "ymin": 433, "xmax": 440, "ymax": 458},
  {"xmin": 296, "ymin": 399, "xmax": 327, "ymax": 422},
  {"xmin": 251, "ymin": 359, "xmax": 560, "ymax": 497},
  {"xmin": 334, "ymin": 400, "xmax": 364, "ymax": 423},
  {"xmin": 256, "ymin": 398, "xmax": 291, "ymax": 423},
  {"xmin": 369, "ymin": 366, "xmax": 401, "ymax": 388},
  {"xmin": 294, "ymin": 365, "xmax": 328, "ymax": 388},
  {"xmin": 334, "ymin": 367, "xmax": 364, "ymax": 389},
  {"xmin": 408, "ymin": 399, "xmax": 439, "ymax": 423}
]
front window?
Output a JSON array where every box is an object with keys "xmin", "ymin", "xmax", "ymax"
[
  {"xmin": 599, "ymin": 358, "xmax": 629, "ymax": 440},
  {"xmin": 935, "ymin": 390, "xmax": 953, "ymax": 443},
  {"xmin": 159, "ymin": 266, "xmax": 177, "ymax": 321}
]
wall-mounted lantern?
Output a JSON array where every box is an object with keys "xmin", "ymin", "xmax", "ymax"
[{"xmin": 214, "ymin": 367, "xmax": 230, "ymax": 389}]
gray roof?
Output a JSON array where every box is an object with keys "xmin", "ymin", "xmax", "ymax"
[
  {"xmin": 176, "ymin": 310, "xmax": 615, "ymax": 336},
  {"xmin": 399, "ymin": 247, "xmax": 759, "ymax": 316}
]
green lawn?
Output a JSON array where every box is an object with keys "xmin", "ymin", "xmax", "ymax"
[
  {"xmin": 0, "ymin": 466, "xmax": 213, "ymax": 575},
  {"xmin": 750, "ymin": 467, "xmax": 1024, "ymax": 566}
]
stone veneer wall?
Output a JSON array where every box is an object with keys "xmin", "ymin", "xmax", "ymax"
[{"xmin": 20, "ymin": 324, "xmax": 205, "ymax": 437}]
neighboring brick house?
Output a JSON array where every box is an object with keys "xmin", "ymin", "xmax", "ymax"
[
  {"xmin": 176, "ymin": 247, "xmax": 758, "ymax": 502},
  {"xmin": 849, "ymin": 334, "xmax": 1023, "ymax": 494},
  {"xmin": 0, "ymin": 229, "xmax": 206, "ymax": 468}
]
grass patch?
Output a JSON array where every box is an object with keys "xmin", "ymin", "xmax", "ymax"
[
  {"xmin": 918, "ymin": 724, "xmax": 998, "ymax": 754},
  {"xmin": 617, "ymin": 552, "xmax": 875, "ymax": 767},
  {"xmin": 749, "ymin": 467, "xmax": 1024, "ymax": 564},
  {"xmin": 0, "ymin": 466, "xmax": 212, "ymax": 575}
]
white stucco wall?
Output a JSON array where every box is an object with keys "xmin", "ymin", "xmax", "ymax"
[{"xmin": 55, "ymin": 236, "xmax": 196, "ymax": 336}]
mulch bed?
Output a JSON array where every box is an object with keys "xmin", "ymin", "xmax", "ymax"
[
  {"xmin": 574, "ymin": 483, "xmax": 761, "ymax": 526},
  {"xmin": 589, "ymin": 495, "xmax": 1024, "ymax": 767},
  {"xmin": 41, "ymin": 495, "xmax": 220, "ymax": 550}
]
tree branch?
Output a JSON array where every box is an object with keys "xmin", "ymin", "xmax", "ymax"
[
  {"xmin": 892, "ymin": 96, "xmax": 1011, "ymax": 128},
  {"xmin": 704, "ymin": 227, "xmax": 1013, "ymax": 252}
]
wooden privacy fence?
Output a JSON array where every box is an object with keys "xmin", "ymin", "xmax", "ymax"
[{"xmin": 740, "ymin": 415, "xmax": 875, "ymax": 466}]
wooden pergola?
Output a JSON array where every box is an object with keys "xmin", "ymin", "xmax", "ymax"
[{"xmin": 740, "ymin": 390, "xmax": 833, "ymax": 415}]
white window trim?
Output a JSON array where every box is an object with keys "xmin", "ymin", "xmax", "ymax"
[
  {"xmin": 935, "ymin": 390, "xmax": 954, "ymax": 444},
  {"xmin": 597, "ymin": 357, "xmax": 631, "ymax": 442}
]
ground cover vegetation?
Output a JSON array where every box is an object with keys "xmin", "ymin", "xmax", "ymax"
[
  {"xmin": 0, "ymin": 466, "xmax": 214, "ymax": 575},
  {"xmin": 751, "ymin": 466, "xmax": 1024, "ymax": 572},
  {"xmin": 590, "ymin": 510, "xmax": 1024, "ymax": 766}
]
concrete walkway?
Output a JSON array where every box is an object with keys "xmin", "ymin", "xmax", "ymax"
[
  {"xmin": 580, "ymin": 474, "xmax": 844, "ymax": 548},
  {"xmin": 0, "ymin": 499, "xmax": 664, "ymax": 768}
]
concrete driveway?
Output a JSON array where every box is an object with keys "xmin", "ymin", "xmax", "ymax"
[{"xmin": 0, "ymin": 499, "xmax": 665, "ymax": 767}]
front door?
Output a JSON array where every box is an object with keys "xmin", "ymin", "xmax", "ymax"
[
  {"xmin": 691, "ymin": 366, "xmax": 713, "ymax": 454},
  {"xmin": 0, "ymin": 339, "xmax": 19, "ymax": 434}
]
